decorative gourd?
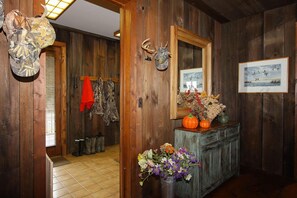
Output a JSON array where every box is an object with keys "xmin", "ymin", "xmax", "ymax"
[
  {"xmin": 182, "ymin": 114, "xmax": 199, "ymax": 129},
  {"xmin": 200, "ymin": 119, "xmax": 211, "ymax": 128},
  {"xmin": 218, "ymin": 112, "xmax": 229, "ymax": 124}
]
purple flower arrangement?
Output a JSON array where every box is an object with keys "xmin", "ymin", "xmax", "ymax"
[{"xmin": 138, "ymin": 143, "xmax": 200, "ymax": 186}]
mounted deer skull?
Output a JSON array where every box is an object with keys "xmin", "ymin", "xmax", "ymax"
[{"xmin": 141, "ymin": 38, "xmax": 171, "ymax": 71}]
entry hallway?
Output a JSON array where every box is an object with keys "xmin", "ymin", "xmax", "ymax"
[
  {"xmin": 53, "ymin": 145, "xmax": 119, "ymax": 198},
  {"xmin": 52, "ymin": 144, "xmax": 297, "ymax": 198}
]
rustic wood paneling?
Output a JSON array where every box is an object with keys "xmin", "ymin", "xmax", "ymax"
[
  {"xmin": 130, "ymin": 1, "xmax": 218, "ymax": 197},
  {"xmin": 185, "ymin": 0, "xmax": 296, "ymax": 23},
  {"xmin": 295, "ymin": 22, "xmax": 297, "ymax": 179},
  {"xmin": 238, "ymin": 14, "xmax": 263, "ymax": 170},
  {"xmin": 282, "ymin": 5, "xmax": 295, "ymax": 177},
  {"xmin": 220, "ymin": 20, "xmax": 239, "ymax": 122},
  {"xmin": 220, "ymin": 4, "xmax": 296, "ymax": 177},
  {"xmin": 0, "ymin": 0, "xmax": 46, "ymax": 197},
  {"xmin": 54, "ymin": 26, "xmax": 121, "ymax": 153},
  {"xmin": 0, "ymin": 31, "xmax": 20, "ymax": 198},
  {"xmin": 262, "ymin": 6, "xmax": 286, "ymax": 175}
]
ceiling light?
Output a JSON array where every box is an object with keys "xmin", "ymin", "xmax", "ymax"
[
  {"xmin": 114, "ymin": 30, "xmax": 120, "ymax": 38},
  {"xmin": 45, "ymin": 0, "xmax": 75, "ymax": 20}
]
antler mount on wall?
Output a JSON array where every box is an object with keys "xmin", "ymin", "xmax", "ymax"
[{"xmin": 141, "ymin": 38, "xmax": 171, "ymax": 71}]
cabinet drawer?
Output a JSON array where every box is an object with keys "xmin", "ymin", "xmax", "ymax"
[
  {"xmin": 226, "ymin": 127, "xmax": 239, "ymax": 137},
  {"xmin": 200, "ymin": 132, "xmax": 218, "ymax": 145}
]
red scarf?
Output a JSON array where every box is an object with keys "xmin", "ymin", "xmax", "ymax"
[{"xmin": 80, "ymin": 76, "xmax": 94, "ymax": 111}]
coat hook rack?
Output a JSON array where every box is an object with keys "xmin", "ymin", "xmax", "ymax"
[{"xmin": 80, "ymin": 76, "xmax": 119, "ymax": 83}]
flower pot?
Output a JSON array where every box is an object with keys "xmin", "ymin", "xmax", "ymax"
[{"xmin": 161, "ymin": 176, "xmax": 175, "ymax": 198}]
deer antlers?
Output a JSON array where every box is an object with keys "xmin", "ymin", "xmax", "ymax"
[{"xmin": 141, "ymin": 38, "xmax": 156, "ymax": 56}]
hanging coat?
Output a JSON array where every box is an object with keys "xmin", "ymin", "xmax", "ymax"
[
  {"xmin": 89, "ymin": 78, "xmax": 106, "ymax": 119},
  {"xmin": 103, "ymin": 80, "xmax": 119, "ymax": 126},
  {"xmin": 80, "ymin": 76, "xmax": 94, "ymax": 112}
]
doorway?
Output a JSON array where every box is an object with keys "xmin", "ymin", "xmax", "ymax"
[{"xmin": 45, "ymin": 41, "xmax": 67, "ymax": 157}]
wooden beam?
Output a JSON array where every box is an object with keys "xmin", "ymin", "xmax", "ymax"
[{"xmin": 183, "ymin": 0, "xmax": 229, "ymax": 23}]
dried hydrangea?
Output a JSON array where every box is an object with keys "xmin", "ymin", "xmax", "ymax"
[{"xmin": 177, "ymin": 90, "xmax": 226, "ymax": 122}]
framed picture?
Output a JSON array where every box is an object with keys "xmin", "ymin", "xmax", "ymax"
[
  {"xmin": 180, "ymin": 68, "xmax": 203, "ymax": 92},
  {"xmin": 238, "ymin": 57, "xmax": 288, "ymax": 93}
]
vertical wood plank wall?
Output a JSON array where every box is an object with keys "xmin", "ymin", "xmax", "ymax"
[
  {"xmin": 53, "ymin": 26, "xmax": 120, "ymax": 153},
  {"xmin": 0, "ymin": 0, "xmax": 296, "ymax": 197},
  {"xmin": 130, "ymin": 0, "xmax": 218, "ymax": 196},
  {"xmin": 220, "ymin": 4, "xmax": 296, "ymax": 177},
  {"xmin": 0, "ymin": 0, "xmax": 45, "ymax": 197}
]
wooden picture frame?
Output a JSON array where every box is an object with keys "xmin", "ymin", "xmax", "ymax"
[
  {"xmin": 238, "ymin": 57, "xmax": 288, "ymax": 93},
  {"xmin": 170, "ymin": 25, "xmax": 212, "ymax": 119}
]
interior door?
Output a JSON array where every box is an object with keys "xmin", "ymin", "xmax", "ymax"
[{"xmin": 45, "ymin": 42, "xmax": 66, "ymax": 157}]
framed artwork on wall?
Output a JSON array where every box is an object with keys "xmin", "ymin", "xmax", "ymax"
[
  {"xmin": 180, "ymin": 68, "xmax": 203, "ymax": 92},
  {"xmin": 238, "ymin": 57, "xmax": 288, "ymax": 93}
]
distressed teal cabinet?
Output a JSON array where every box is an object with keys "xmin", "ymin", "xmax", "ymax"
[{"xmin": 174, "ymin": 122, "xmax": 240, "ymax": 198}]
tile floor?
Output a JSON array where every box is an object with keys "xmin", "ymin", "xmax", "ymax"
[{"xmin": 53, "ymin": 145, "xmax": 120, "ymax": 198}]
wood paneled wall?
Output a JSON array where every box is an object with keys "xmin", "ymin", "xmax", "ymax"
[
  {"xmin": 0, "ymin": 0, "xmax": 46, "ymax": 197},
  {"xmin": 126, "ymin": 0, "xmax": 219, "ymax": 196},
  {"xmin": 219, "ymin": 4, "xmax": 296, "ymax": 177},
  {"xmin": 53, "ymin": 26, "xmax": 120, "ymax": 153}
]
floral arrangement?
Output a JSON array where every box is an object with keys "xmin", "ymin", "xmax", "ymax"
[
  {"xmin": 138, "ymin": 143, "xmax": 200, "ymax": 186},
  {"xmin": 177, "ymin": 90, "xmax": 226, "ymax": 122}
]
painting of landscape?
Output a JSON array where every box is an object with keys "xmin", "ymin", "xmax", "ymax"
[
  {"xmin": 238, "ymin": 57, "xmax": 288, "ymax": 93},
  {"xmin": 244, "ymin": 64, "xmax": 281, "ymax": 87}
]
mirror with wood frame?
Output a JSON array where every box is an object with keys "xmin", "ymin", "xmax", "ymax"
[{"xmin": 170, "ymin": 25, "xmax": 212, "ymax": 119}]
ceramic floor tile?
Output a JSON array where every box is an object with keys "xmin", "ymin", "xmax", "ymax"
[
  {"xmin": 53, "ymin": 177, "xmax": 60, "ymax": 184},
  {"xmin": 105, "ymin": 185, "xmax": 119, "ymax": 195},
  {"xmin": 74, "ymin": 174, "xmax": 91, "ymax": 183},
  {"xmin": 61, "ymin": 178, "xmax": 78, "ymax": 187},
  {"xmin": 91, "ymin": 188, "xmax": 113, "ymax": 197},
  {"xmin": 52, "ymin": 145, "xmax": 120, "ymax": 198},
  {"xmin": 105, "ymin": 193, "xmax": 120, "ymax": 198},
  {"xmin": 79, "ymin": 179, "xmax": 97, "ymax": 188},
  {"xmin": 66, "ymin": 183, "xmax": 84, "ymax": 193},
  {"xmin": 53, "ymin": 182, "xmax": 64, "ymax": 191},
  {"xmin": 57, "ymin": 174, "xmax": 73, "ymax": 182},
  {"xmin": 84, "ymin": 183, "xmax": 102, "ymax": 193},
  {"xmin": 54, "ymin": 169, "xmax": 69, "ymax": 176},
  {"xmin": 100, "ymin": 179, "xmax": 119, "ymax": 189},
  {"xmin": 59, "ymin": 194, "xmax": 73, "ymax": 198},
  {"xmin": 53, "ymin": 188, "xmax": 69, "ymax": 198},
  {"xmin": 81, "ymin": 195, "xmax": 95, "ymax": 198},
  {"xmin": 70, "ymin": 189, "xmax": 90, "ymax": 198}
]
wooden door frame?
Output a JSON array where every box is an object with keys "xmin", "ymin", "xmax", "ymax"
[
  {"xmin": 119, "ymin": 4, "xmax": 132, "ymax": 198},
  {"xmin": 55, "ymin": 41, "xmax": 67, "ymax": 156},
  {"xmin": 105, "ymin": 0, "xmax": 133, "ymax": 197},
  {"xmin": 45, "ymin": 41, "xmax": 67, "ymax": 157},
  {"xmin": 78, "ymin": 0, "xmax": 134, "ymax": 197},
  {"xmin": 31, "ymin": 0, "xmax": 133, "ymax": 197}
]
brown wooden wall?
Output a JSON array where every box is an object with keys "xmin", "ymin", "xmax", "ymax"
[
  {"xmin": 0, "ymin": 0, "xmax": 46, "ymax": 197},
  {"xmin": 126, "ymin": 0, "xmax": 220, "ymax": 197},
  {"xmin": 1, "ymin": 0, "xmax": 296, "ymax": 197},
  {"xmin": 53, "ymin": 26, "xmax": 121, "ymax": 154},
  {"xmin": 218, "ymin": 4, "xmax": 296, "ymax": 177}
]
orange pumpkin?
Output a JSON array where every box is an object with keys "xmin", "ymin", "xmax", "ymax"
[
  {"xmin": 182, "ymin": 114, "xmax": 199, "ymax": 129},
  {"xmin": 200, "ymin": 120, "xmax": 211, "ymax": 128}
]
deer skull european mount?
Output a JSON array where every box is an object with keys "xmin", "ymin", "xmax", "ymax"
[{"xmin": 141, "ymin": 38, "xmax": 171, "ymax": 71}]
